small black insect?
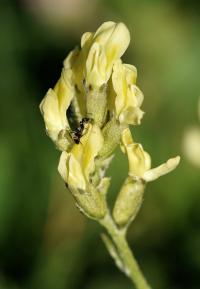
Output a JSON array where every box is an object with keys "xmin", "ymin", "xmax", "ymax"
[{"xmin": 72, "ymin": 117, "xmax": 90, "ymax": 144}]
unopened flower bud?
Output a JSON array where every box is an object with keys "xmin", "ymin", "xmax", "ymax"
[
  {"xmin": 113, "ymin": 177, "xmax": 145, "ymax": 227},
  {"xmin": 72, "ymin": 185, "xmax": 107, "ymax": 220}
]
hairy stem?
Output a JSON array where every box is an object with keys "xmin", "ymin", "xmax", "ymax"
[{"xmin": 100, "ymin": 213, "xmax": 152, "ymax": 289}]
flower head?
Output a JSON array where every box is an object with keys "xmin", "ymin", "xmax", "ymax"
[{"xmin": 40, "ymin": 21, "xmax": 180, "ymax": 223}]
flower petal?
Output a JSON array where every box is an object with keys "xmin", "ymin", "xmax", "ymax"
[
  {"xmin": 81, "ymin": 124, "xmax": 104, "ymax": 179},
  {"xmin": 85, "ymin": 42, "xmax": 107, "ymax": 88},
  {"xmin": 112, "ymin": 60, "xmax": 144, "ymax": 125},
  {"xmin": 40, "ymin": 69, "xmax": 74, "ymax": 148},
  {"xmin": 121, "ymin": 128, "xmax": 151, "ymax": 177},
  {"xmin": 119, "ymin": 107, "xmax": 144, "ymax": 125},
  {"xmin": 58, "ymin": 151, "xmax": 87, "ymax": 190},
  {"xmin": 93, "ymin": 21, "xmax": 116, "ymax": 44},
  {"xmin": 121, "ymin": 127, "xmax": 134, "ymax": 148},
  {"xmin": 127, "ymin": 143, "xmax": 151, "ymax": 178},
  {"xmin": 40, "ymin": 88, "xmax": 64, "ymax": 142},
  {"xmin": 68, "ymin": 153, "xmax": 87, "ymax": 190},
  {"xmin": 143, "ymin": 156, "xmax": 180, "ymax": 182},
  {"xmin": 68, "ymin": 124, "xmax": 104, "ymax": 189},
  {"xmin": 58, "ymin": 151, "xmax": 70, "ymax": 183},
  {"xmin": 85, "ymin": 21, "xmax": 130, "ymax": 87},
  {"xmin": 54, "ymin": 68, "xmax": 74, "ymax": 125}
]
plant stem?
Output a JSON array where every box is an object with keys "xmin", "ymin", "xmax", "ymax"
[{"xmin": 100, "ymin": 213, "xmax": 152, "ymax": 289}]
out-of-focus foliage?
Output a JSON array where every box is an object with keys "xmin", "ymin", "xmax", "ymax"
[{"xmin": 0, "ymin": 0, "xmax": 200, "ymax": 288}]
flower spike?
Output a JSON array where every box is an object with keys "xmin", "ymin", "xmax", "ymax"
[{"xmin": 40, "ymin": 21, "xmax": 180, "ymax": 289}]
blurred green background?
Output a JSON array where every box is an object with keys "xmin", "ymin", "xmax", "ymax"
[{"xmin": 0, "ymin": 0, "xmax": 200, "ymax": 288}]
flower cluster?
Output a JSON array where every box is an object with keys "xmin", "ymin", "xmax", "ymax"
[{"xmin": 40, "ymin": 21, "xmax": 180, "ymax": 224}]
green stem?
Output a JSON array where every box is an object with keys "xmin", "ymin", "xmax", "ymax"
[{"xmin": 100, "ymin": 213, "xmax": 152, "ymax": 289}]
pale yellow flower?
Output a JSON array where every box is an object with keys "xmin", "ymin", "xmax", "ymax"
[
  {"xmin": 121, "ymin": 128, "xmax": 180, "ymax": 182},
  {"xmin": 58, "ymin": 123, "xmax": 104, "ymax": 190},
  {"xmin": 111, "ymin": 59, "xmax": 144, "ymax": 125},
  {"xmin": 39, "ymin": 68, "xmax": 74, "ymax": 150},
  {"xmin": 85, "ymin": 21, "xmax": 130, "ymax": 88},
  {"xmin": 64, "ymin": 21, "xmax": 130, "ymax": 90}
]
